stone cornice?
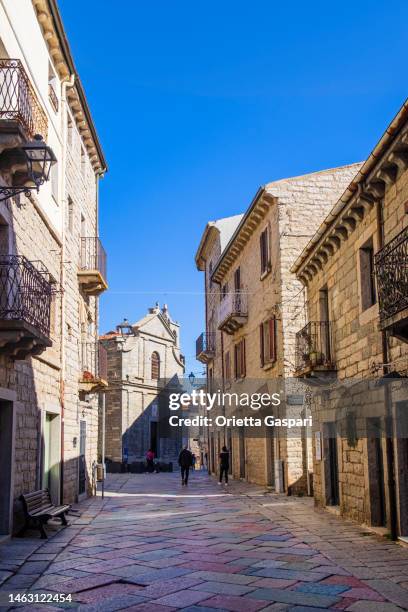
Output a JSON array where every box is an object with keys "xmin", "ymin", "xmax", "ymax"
[
  {"xmin": 292, "ymin": 99, "xmax": 408, "ymax": 285},
  {"xmin": 211, "ymin": 188, "xmax": 275, "ymax": 284},
  {"xmin": 32, "ymin": 0, "xmax": 107, "ymax": 173}
]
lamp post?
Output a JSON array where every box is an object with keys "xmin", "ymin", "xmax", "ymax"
[{"xmin": 0, "ymin": 134, "xmax": 57, "ymax": 201}]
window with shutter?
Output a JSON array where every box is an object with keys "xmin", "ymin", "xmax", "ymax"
[
  {"xmin": 225, "ymin": 351, "xmax": 231, "ymax": 383},
  {"xmin": 260, "ymin": 317, "xmax": 277, "ymax": 366},
  {"xmin": 359, "ymin": 237, "xmax": 376, "ymax": 311},
  {"xmin": 234, "ymin": 339, "xmax": 246, "ymax": 378},
  {"xmin": 260, "ymin": 227, "xmax": 270, "ymax": 275}
]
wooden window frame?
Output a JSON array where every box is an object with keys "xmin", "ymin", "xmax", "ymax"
[
  {"xmin": 234, "ymin": 338, "xmax": 246, "ymax": 379},
  {"xmin": 359, "ymin": 237, "xmax": 377, "ymax": 312},
  {"xmin": 225, "ymin": 350, "xmax": 231, "ymax": 384},
  {"xmin": 260, "ymin": 316, "xmax": 276, "ymax": 367},
  {"xmin": 260, "ymin": 226, "xmax": 271, "ymax": 277}
]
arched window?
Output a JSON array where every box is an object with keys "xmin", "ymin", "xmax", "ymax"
[{"xmin": 151, "ymin": 351, "xmax": 160, "ymax": 380}]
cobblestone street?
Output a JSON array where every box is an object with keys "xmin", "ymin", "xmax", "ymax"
[{"xmin": 1, "ymin": 471, "xmax": 408, "ymax": 611}]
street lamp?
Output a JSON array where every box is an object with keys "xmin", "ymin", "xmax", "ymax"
[
  {"xmin": 0, "ymin": 134, "xmax": 57, "ymax": 201},
  {"xmin": 189, "ymin": 371, "xmax": 196, "ymax": 387}
]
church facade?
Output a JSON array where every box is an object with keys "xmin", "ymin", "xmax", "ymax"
[{"xmin": 100, "ymin": 304, "xmax": 185, "ymax": 468}]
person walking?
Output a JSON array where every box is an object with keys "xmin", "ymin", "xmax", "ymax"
[
  {"xmin": 146, "ymin": 448, "xmax": 155, "ymax": 473},
  {"xmin": 218, "ymin": 445, "xmax": 229, "ymax": 485},
  {"xmin": 178, "ymin": 445, "xmax": 193, "ymax": 485}
]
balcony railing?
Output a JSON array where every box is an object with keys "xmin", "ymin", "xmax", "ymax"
[
  {"xmin": 218, "ymin": 291, "xmax": 248, "ymax": 334},
  {"xmin": 48, "ymin": 83, "xmax": 59, "ymax": 113},
  {"xmin": 0, "ymin": 255, "xmax": 52, "ymax": 336},
  {"xmin": 374, "ymin": 226, "xmax": 408, "ymax": 325},
  {"xmin": 196, "ymin": 332, "xmax": 216, "ymax": 363},
  {"xmin": 0, "ymin": 59, "xmax": 48, "ymax": 139},
  {"xmin": 80, "ymin": 340, "xmax": 108, "ymax": 389},
  {"xmin": 295, "ymin": 321, "xmax": 335, "ymax": 375},
  {"xmin": 0, "ymin": 255, "xmax": 53, "ymax": 358},
  {"xmin": 78, "ymin": 237, "xmax": 107, "ymax": 296}
]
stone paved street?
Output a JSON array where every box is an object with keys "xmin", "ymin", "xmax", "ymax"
[{"xmin": 1, "ymin": 471, "xmax": 408, "ymax": 611}]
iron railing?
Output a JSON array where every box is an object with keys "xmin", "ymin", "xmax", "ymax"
[
  {"xmin": 196, "ymin": 332, "xmax": 216, "ymax": 358},
  {"xmin": 80, "ymin": 237, "xmax": 107, "ymax": 281},
  {"xmin": 374, "ymin": 225, "xmax": 408, "ymax": 322},
  {"xmin": 80, "ymin": 340, "xmax": 107, "ymax": 381},
  {"xmin": 0, "ymin": 59, "xmax": 48, "ymax": 139},
  {"xmin": 0, "ymin": 255, "xmax": 52, "ymax": 337},
  {"xmin": 295, "ymin": 321, "xmax": 335, "ymax": 372},
  {"xmin": 218, "ymin": 291, "xmax": 248, "ymax": 325},
  {"xmin": 48, "ymin": 83, "xmax": 58, "ymax": 113}
]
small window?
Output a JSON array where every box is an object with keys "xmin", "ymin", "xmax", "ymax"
[
  {"xmin": 221, "ymin": 283, "xmax": 229, "ymax": 300},
  {"xmin": 234, "ymin": 267, "xmax": 241, "ymax": 291},
  {"xmin": 234, "ymin": 338, "xmax": 246, "ymax": 379},
  {"xmin": 260, "ymin": 317, "xmax": 276, "ymax": 367},
  {"xmin": 67, "ymin": 196, "xmax": 74, "ymax": 233},
  {"xmin": 48, "ymin": 62, "xmax": 58, "ymax": 112},
  {"xmin": 225, "ymin": 351, "xmax": 231, "ymax": 383},
  {"xmin": 260, "ymin": 227, "xmax": 270, "ymax": 275},
  {"xmin": 151, "ymin": 351, "xmax": 160, "ymax": 380},
  {"xmin": 359, "ymin": 237, "xmax": 376, "ymax": 311}
]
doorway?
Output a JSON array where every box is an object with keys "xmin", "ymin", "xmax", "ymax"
[
  {"xmin": 395, "ymin": 402, "xmax": 408, "ymax": 535},
  {"xmin": 78, "ymin": 420, "xmax": 87, "ymax": 498},
  {"xmin": 150, "ymin": 421, "xmax": 158, "ymax": 456},
  {"xmin": 239, "ymin": 429, "xmax": 245, "ymax": 479},
  {"xmin": 324, "ymin": 422, "xmax": 339, "ymax": 506},
  {"xmin": 0, "ymin": 400, "xmax": 14, "ymax": 536},
  {"xmin": 367, "ymin": 417, "xmax": 386, "ymax": 527},
  {"xmin": 43, "ymin": 412, "xmax": 60, "ymax": 504},
  {"xmin": 319, "ymin": 287, "xmax": 331, "ymax": 363}
]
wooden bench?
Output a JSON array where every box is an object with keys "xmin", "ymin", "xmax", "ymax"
[{"xmin": 19, "ymin": 489, "xmax": 71, "ymax": 539}]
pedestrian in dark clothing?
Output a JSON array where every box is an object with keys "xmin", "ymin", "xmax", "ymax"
[
  {"xmin": 178, "ymin": 445, "xmax": 193, "ymax": 485},
  {"xmin": 146, "ymin": 449, "xmax": 155, "ymax": 473},
  {"xmin": 219, "ymin": 446, "xmax": 229, "ymax": 485}
]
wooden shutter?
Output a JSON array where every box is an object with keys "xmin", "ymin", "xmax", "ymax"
[
  {"xmin": 260, "ymin": 323, "xmax": 264, "ymax": 367},
  {"xmin": 242, "ymin": 339, "xmax": 246, "ymax": 377},
  {"xmin": 269, "ymin": 317, "xmax": 276, "ymax": 362}
]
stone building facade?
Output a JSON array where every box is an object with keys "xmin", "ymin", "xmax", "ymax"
[
  {"xmin": 292, "ymin": 99, "xmax": 408, "ymax": 538},
  {"xmin": 195, "ymin": 165, "xmax": 361, "ymax": 491},
  {"xmin": 100, "ymin": 304, "xmax": 186, "ymax": 468},
  {"xmin": 0, "ymin": 0, "xmax": 107, "ymax": 536}
]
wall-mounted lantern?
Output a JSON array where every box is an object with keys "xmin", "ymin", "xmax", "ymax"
[{"xmin": 0, "ymin": 134, "xmax": 57, "ymax": 201}]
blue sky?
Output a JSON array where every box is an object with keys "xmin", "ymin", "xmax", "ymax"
[{"xmin": 59, "ymin": 0, "xmax": 407, "ymax": 376}]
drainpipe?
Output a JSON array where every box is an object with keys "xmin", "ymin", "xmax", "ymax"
[
  {"xmin": 59, "ymin": 74, "xmax": 75, "ymax": 505},
  {"xmin": 376, "ymin": 199, "xmax": 398, "ymax": 540}
]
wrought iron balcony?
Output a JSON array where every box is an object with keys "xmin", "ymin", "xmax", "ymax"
[
  {"xmin": 0, "ymin": 59, "xmax": 48, "ymax": 147},
  {"xmin": 218, "ymin": 291, "xmax": 248, "ymax": 334},
  {"xmin": 196, "ymin": 332, "xmax": 216, "ymax": 363},
  {"xmin": 374, "ymin": 226, "xmax": 408, "ymax": 341},
  {"xmin": 79, "ymin": 340, "xmax": 108, "ymax": 393},
  {"xmin": 78, "ymin": 237, "xmax": 107, "ymax": 296},
  {"xmin": 0, "ymin": 255, "xmax": 52, "ymax": 359},
  {"xmin": 295, "ymin": 321, "xmax": 335, "ymax": 377}
]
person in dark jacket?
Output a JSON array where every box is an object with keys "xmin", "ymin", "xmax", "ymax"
[
  {"xmin": 219, "ymin": 446, "xmax": 229, "ymax": 485},
  {"xmin": 178, "ymin": 445, "xmax": 193, "ymax": 485}
]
